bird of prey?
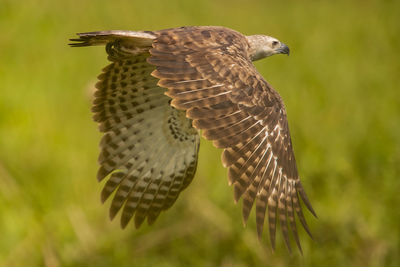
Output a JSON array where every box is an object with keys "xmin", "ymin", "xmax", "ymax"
[{"xmin": 70, "ymin": 26, "xmax": 316, "ymax": 252}]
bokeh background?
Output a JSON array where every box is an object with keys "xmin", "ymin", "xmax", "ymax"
[{"xmin": 1, "ymin": 0, "xmax": 399, "ymax": 266}]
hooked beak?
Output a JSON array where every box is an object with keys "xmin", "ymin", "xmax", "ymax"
[{"xmin": 277, "ymin": 43, "xmax": 290, "ymax": 56}]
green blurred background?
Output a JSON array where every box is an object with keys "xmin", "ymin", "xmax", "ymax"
[{"xmin": 1, "ymin": 0, "xmax": 399, "ymax": 266}]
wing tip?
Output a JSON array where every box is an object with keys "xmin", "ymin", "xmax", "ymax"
[
  {"xmin": 147, "ymin": 212, "xmax": 161, "ymax": 226},
  {"xmin": 134, "ymin": 213, "xmax": 146, "ymax": 229},
  {"xmin": 109, "ymin": 206, "xmax": 118, "ymax": 221},
  {"xmin": 120, "ymin": 210, "xmax": 135, "ymax": 229},
  {"xmin": 296, "ymin": 181, "xmax": 317, "ymax": 218},
  {"xmin": 69, "ymin": 30, "xmax": 156, "ymax": 48},
  {"xmin": 68, "ymin": 33, "xmax": 96, "ymax": 47}
]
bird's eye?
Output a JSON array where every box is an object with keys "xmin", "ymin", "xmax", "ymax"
[{"xmin": 272, "ymin": 41, "xmax": 279, "ymax": 47}]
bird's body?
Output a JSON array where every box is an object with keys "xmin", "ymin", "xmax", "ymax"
[{"xmin": 70, "ymin": 26, "xmax": 315, "ymax": 252}]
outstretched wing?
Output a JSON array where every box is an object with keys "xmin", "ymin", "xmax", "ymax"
[
  {"xmin": 148, "ymin": 26, "xmax": 316, "ymax": 252},
  {"xmin": 70, "ymin": 32, "xmax": 200, "ymax": 228}
]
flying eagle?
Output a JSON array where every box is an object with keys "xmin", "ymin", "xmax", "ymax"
[{"xmin": 70, "ymin": 26, "xmax": 316, "ymax": 252}]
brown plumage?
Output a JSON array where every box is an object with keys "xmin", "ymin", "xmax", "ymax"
[{"xmin": 70, "ymin": 26, "xmax": 316, "ymax": 252}]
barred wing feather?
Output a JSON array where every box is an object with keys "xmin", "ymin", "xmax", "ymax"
[
  {"xmin": 149, "ymin": 27, "xmax": 316, "ymax": 252},
  {"xmin": 72, "ymin": 33, "xmax": 200, "ymax": 228}
]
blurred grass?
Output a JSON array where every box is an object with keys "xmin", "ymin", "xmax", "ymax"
[{"xmin": 0, "ymin": 0, "xmax": 399, "ymax": 266}]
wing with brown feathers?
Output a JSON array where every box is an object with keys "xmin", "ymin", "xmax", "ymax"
[
  {"xmin": 70, "ymin": 32, "xmax": 200, "ymax": 228},
  {"xmin": 148, "ymin": 26, "xmax": 316, "ymax": 252}
]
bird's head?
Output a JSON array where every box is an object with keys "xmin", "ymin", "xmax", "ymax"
[{"xmin": 246, "ymin": 35, "xmax": 290, "ymax": 61}]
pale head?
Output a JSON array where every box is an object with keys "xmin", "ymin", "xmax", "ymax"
[{"xmin": 246, "ymin": 35, "xmax": 290, "ymax": 61}]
